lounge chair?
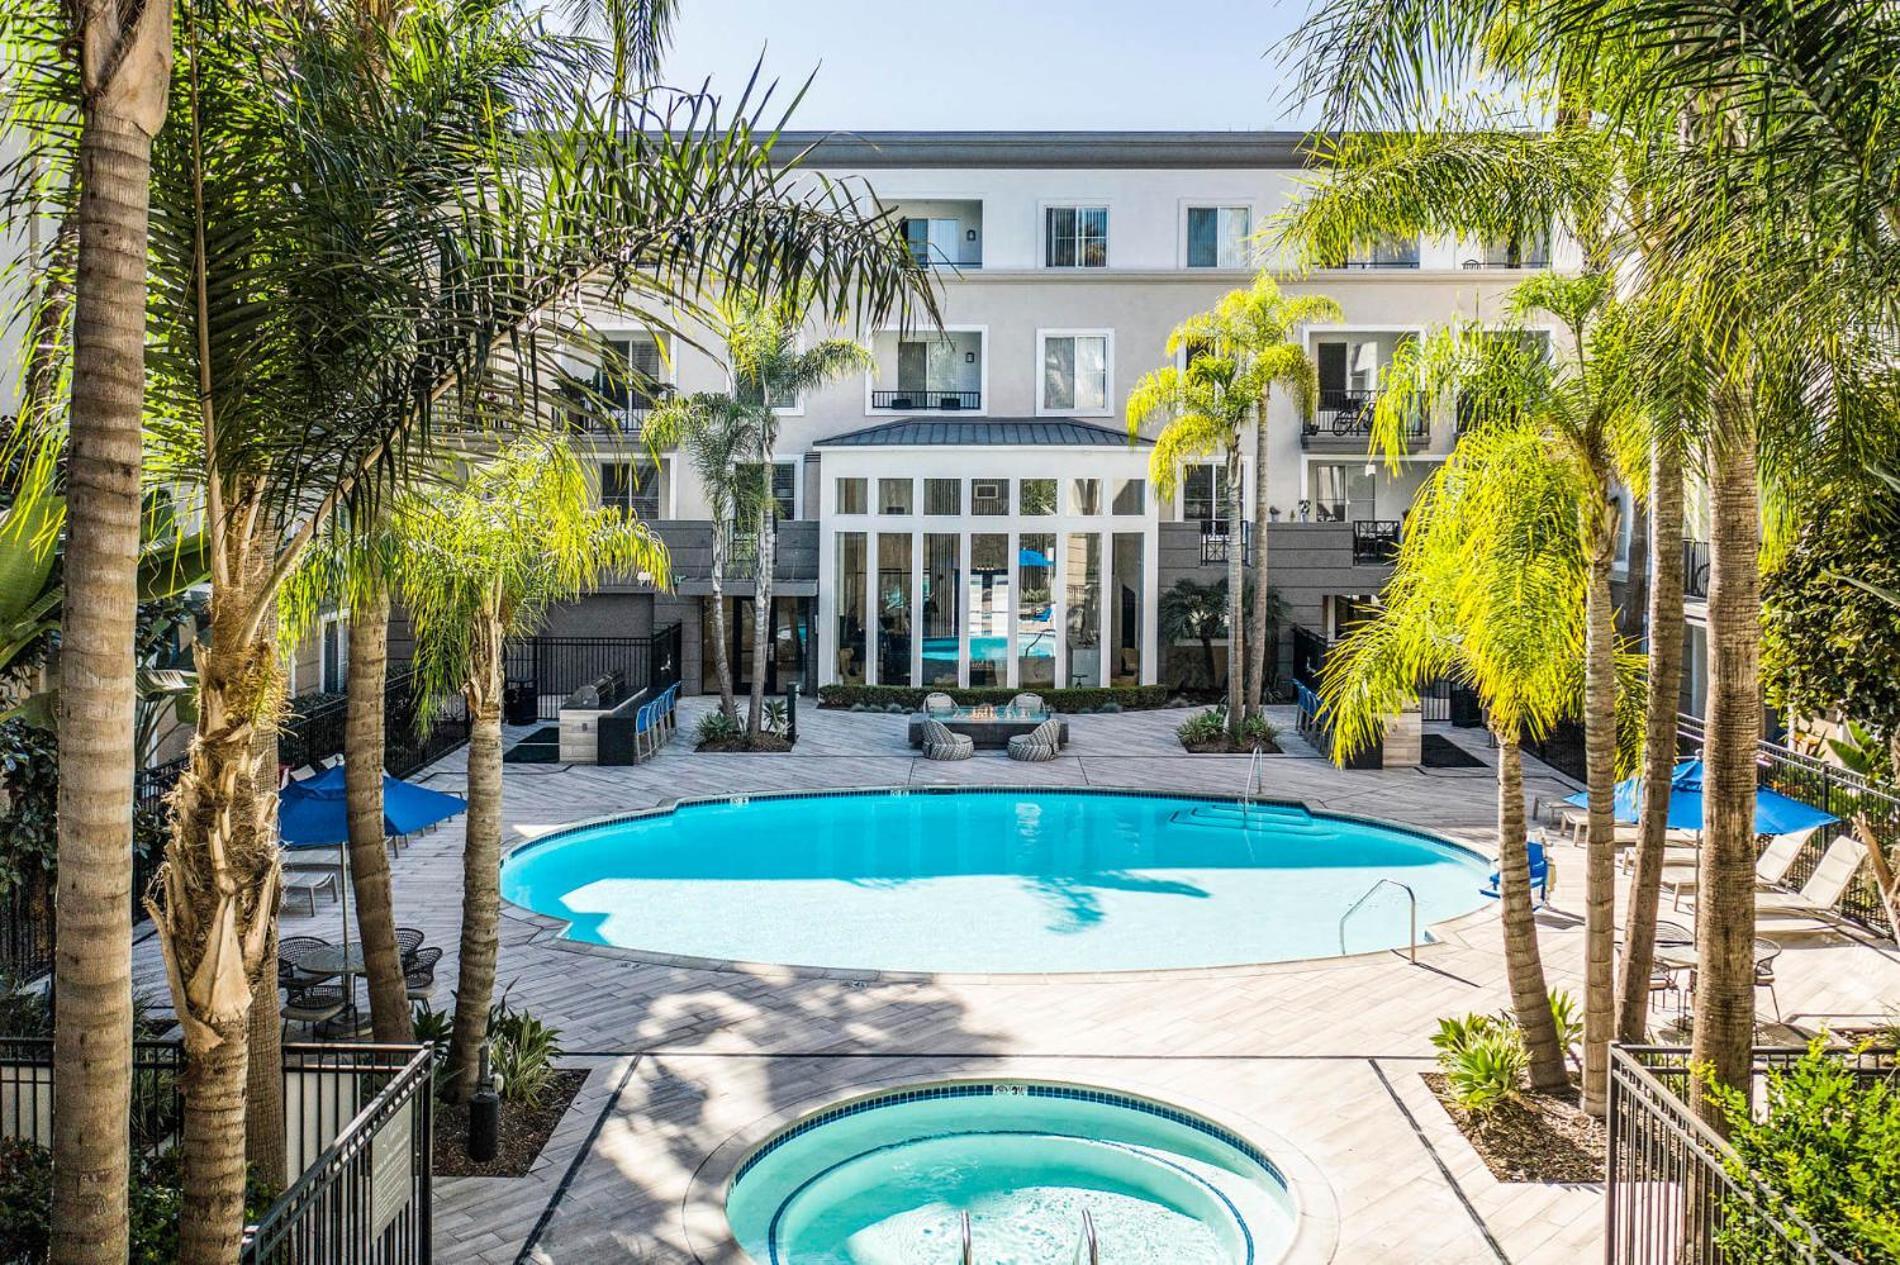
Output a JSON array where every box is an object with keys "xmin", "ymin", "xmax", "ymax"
[
  {"xmin": 1661, "ymin": 828, "xmax": 1817, "ymax": 908},
  {"xmin": 1007, "ymin": 718, "xmax": 1063, "ymax": 763},
  {"xmin": 281, "ymin": 868, "xmax": 339, "ymax": 917},
  {"xmin": 920, "ymin": 717, "xmax": 973, "ymax": 761},
  {"xmin": 923, "ymin": 692, "xmax": 957, "ymax": 716},
  {"xmin": 1755, "ymin": 937, "xmax": 1783, "ymax": 1020},
  {"xmin": 1479, "ymin": 838, "xmax": 1552, "ymax": 907},
  {"xmin": 1752, "ymin": 837, "xmax": 1866, "ymax": 931}
]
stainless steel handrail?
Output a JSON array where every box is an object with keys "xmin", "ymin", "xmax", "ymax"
[
  {"xmin": 1338, "ymin": 877, "xmax": 1419, "ymax": 963},
  {"xmin": 1072, "ymin": 1209, "xmax": 1099, "ymax": 1265},
  {"xmin": 1242, "ymin": 746, "xmax": 1263, "ymax": 826},
  {"xmin": 960, "ymin": 1211, "xmax": 973, "ymax": 1265}
]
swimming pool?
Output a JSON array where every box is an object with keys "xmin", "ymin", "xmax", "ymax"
[
  {"xmin": 500, "ymin": 789, "xmax": 1492, "ymax": 974},
  {"xmin": 723, "ymin": 1081, "xmax": 1297, "ymax": 1265}
]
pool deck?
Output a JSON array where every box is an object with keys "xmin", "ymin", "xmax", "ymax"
[{"xmin": 133, "ymin": 699, "xmax": 1900, "ymax": 1264}]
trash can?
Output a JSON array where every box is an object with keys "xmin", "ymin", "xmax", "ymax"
[{"xmin": 504, "ymin": 683, "xmax": 538, "ymax": 727}]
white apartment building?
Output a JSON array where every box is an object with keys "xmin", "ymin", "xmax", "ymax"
[{"xmin": 536, "ymin": 131, "xmax": 1574, "ymax": 700}]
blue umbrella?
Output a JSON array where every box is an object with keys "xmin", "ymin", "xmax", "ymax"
[
  {"xmin": 1018, "ymin": 546, "xmax": 1052, "ymax": 567},
  {"xmin": 278, "ymin": 766, "xmax": 465, "ymax": 1025},
  {"xmin": 1563, "ymin": 759, "xmax": 1838, "ymax": 835}
]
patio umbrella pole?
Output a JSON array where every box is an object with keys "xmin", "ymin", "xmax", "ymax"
[{"xmin": 340, "ymin": 839, "xmax": 355, "ymax": 1029}]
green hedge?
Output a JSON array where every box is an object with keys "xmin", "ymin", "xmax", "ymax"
[{"xmin": 816, "ymin": 684, "xmax": 1171, "ymax": 713}]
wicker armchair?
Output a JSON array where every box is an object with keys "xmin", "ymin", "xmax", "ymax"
[
  {"xmin": 281, "ymin": 983, "xmax": 347, "ymax": 1030},
  {"xmin": 404, "ymin": 947, "xmax": 442, "ymax": 1001},
  {"xmin": 1007, "ymin": 718, "xmax": 1063, "ymax": 763},
  {"xmin": 394, "ymin": 927, "xmax": 426, "ymax": 968},
  {"xmin": 920, "ymin": 717, "xmax": 974, "ymax": 761}
]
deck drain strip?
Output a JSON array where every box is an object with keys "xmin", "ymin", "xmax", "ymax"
[
  {"xmin": 1369, "ymin": 1058, "xmax": 1511, "ymax": 1264},
  {"xmin": 512, "ymin": 1054, "xmax": 644, "ymax": 1265}
]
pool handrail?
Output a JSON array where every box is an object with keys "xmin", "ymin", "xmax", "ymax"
[
  {"xmin": 1338, "ymin": 876, "xmax": 1419, "ymax": 963},
  {"xmin": 1071, "ymin": 1208, "xmax": 1099, "ymax": 1265},
  {"xmin": 960, "ymin": 1211, "xmax": 973, "ymax": 1265}
]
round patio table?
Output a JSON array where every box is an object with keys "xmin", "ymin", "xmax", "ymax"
[{"xmin": 300, "ymin": 942, "xmax": 371, "ymax": 1037}]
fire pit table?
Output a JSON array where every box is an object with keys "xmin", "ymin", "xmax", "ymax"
[{"xmin": 907, "ymin": 704, "xmax": 1068, "ymax": 751}]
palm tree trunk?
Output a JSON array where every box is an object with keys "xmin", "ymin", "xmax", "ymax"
[
  {"xmin": 1581, "ymin": 508, "xmax": 1618, "ymax": 1118},
  {"xmin": 1616, "ymin": 439, "xmax": 1686, "ymax": 1044},
  {"xmin": 708, "ymin": 533, "xmax": 737, "ymax": 721},
  {"xmin": 1246, "ymin": 403, "xmax": 1272, "ymax": 714},
  {"xmin": 1224, "ymin": 444, "xmax": 1246, "ymax": 737},
  {"xmin": 151, "ymin": 530, "xmax": 284, "ymax": 1265},
  {"xmin": 243, "ymin": 544, "xmax": 284, "ymax": 1189},
  {"xmin": 346, "ymin": 590, "xmax": 412, "ymax": 1042},
  {"xmin": 446, "ymin": 614, "xmax": 505, "ymax": 1100},
  {"xmin": 1691, "ymin": 416, "xmax": 1759, "ymax": 1125},
  {"xmin": 748, "ymin": 492, "xmax": 773, "ymax": 739},
  {"xmin": 1496, "ymin": 731, "xmax": 1567, "ymax": 1090},
  {"xmin": 52, "ymin": 39, "xmax": 169, "ymax": 1254}
]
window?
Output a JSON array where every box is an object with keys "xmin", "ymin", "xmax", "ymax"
[
  {"xmin": 1040, "ymin": 333, "xmax": 1110, "ymax": 415},
  {"xmin": 835, "ymin": 532, "xmax": 867, "ymax": 685},
  {"xmin": 922, "ymin": 534, "xmax": 960, "ymax": 687},
  {"xmin": 602, "ymin": 460, "xmax": 663, "ymax": 519},
  {"xmin": 589, "ymin": 334, "xmax": 667, "ymax": 425},
  {"xmin": 1112, "ymin": 478, "xmax": 1145, "ymax": 515},
  {"xmin": 1182, "ymin": 465, "xmax": 1228, "ymax": 524},
  {"xmin": 1017, "ymin": 533, "xmax": 1056, "ymax": 688},
  {"xmin": 739, "ymin": 463, "xmax": 796, "ymax": 520},
  {"xmin": 878, "ymin": 478, "xmax": 914, "ymax": 515},
  {"xmin": 1186, "ymin": 206, "xmax": 1251, "ymax": 268},
  {"xmin": 1020, "ymin": 479, "xmax": 1057, "ymax": 515},
  {"xmin": 736, "ymin": 376, "xmax": 799, "ymax": 410},
  {"xmin": 1069, "ymin": 478, "xmax": 1102, "ymax": 516},
  {"xmin": 924, "ymin": 478, "xmax": 961, "ymax": 515},
  {"xmin": 836, "ymin": 477, "xmax": 867, "ymax": 515},
  {"xmin": 1044, "ymin": 205, "xmax": 1108, "ymax": 268},
  {"xmin": 971, "ymin": 479, "xmax": 1009, "ymax": 516},
  {"xmin": 1312, "ymin": 463, "xmax": 1375, "ymax": 522},
  {"xmin": 901, "ymin": 217, "xmax": 962, "ymax": 266},
  {"xmin": 1474, "ymin": 231, "xmax": 1551, "ymax": 269},
  {"xmin": 319, "ymin": 615, "xmax": 348, "ymax": 694}
]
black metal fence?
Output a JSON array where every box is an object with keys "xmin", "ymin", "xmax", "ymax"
[
  {"xmin": 869, "ymin": 388, "xmax": 981, "ymax": 411},
  {"xmin": 1351, "ymin": 520, "xmax": 1401, "ymax": 565},
  {"xmin": 1605, "ymin": 1045, "xmax": 1894, "ymax": 1265},
  {"xmin": 1683, "ymin": 540, "xmax": 1711, "ymax": 599},
  {"xmin": 503, "ymin": 625, "xmax": 682, "ymax": 722},
  {"xmin": 279, "ymin": 671, "xmax": 469, "ymax": 780},
  {"xmin": 1198, "ymin": 519, "xmax": 1252, "ymax": 565},
  {"xmin": 0, "ymin": 1039, "xmax": 432, "ymax": 1263},
  {"xmin": 1677, "ymin": 714, "xmax": 1898, "ymax": 937},
  {"xmin": 1290, "ymin": 624, "xmax": 1329, "ymax": 689}
]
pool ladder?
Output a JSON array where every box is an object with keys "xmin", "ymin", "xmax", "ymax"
[
  {"xmin": 1338, "ymin": 877, "xmax": 1420, "ymax": 963},
  {"xmin": 953, "ymin": 1209, "xmax": 1097, "ymax": 1264},
  {"xmin": 1240, "ymin": 746, "xmax": 1263, "ymax": 826}
]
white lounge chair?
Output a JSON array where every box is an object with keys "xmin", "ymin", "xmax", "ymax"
[
  {"xmin": 920, "ymin": 718, "xmax": 974, "ymax": 761},
  {"xmin": 1007, "ymin": 718, "xmax": 1063, "ymax": 762},
  {"xmin": 1661, "ymin": 828, "xmax": 1819, "ymax": 909},
  {"xmin": 1753, "ymin": 838, "xmax": 1866, "ymax": 932}
]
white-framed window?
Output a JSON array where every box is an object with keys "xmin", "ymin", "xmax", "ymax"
[
  {"xmin": 589, "ymin": 332, "xmax": 669, "ymax": 428},
  {"xmin": 1038, "ymin": 330, "xmax": 1113, "ymax": 416},
  {"xmin": 1181, "ymin": 464, "xmax": 1229, "ymax": 524},
  {"xmin": 900, "ymin": 216, "xmax": 963, "ymax": 266},
  {"xmin": 319, "ymin": 613, "xmax": 349, "ymax": 695},
  {"xmin": 602, "ymin": 460, "xmax": 665, "ymax": 519},
  {"xmin": 736, "ymin": 377, "xmax": 800, "ymax": 412},
  {"xmin": 1185, "ymin": 205, "xmax": 1252, "ymax": 268},
  {"xmin": 1043, "ymin": 205, "xmax": 1108, "ymax": 268},
  {"xmin": 741, "ymin": 461, "xmax": 799, "ymax": 520}
]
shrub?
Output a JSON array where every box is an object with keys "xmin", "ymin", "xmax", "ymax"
[
  {"xmin": 762, "ymin": 698, "xmax": 789, "ymax": 736},
  {"xmin": 696, "ymin": 709, "xmax": 741, "ymax": 745},
  {"xmin": 1239, "ymin": 713, "xmax": 1279, "ymax": 744},
  {"xmin": 1710, "ymin": 1040, "xmax": 1900, "ymax": 1262},
  {"xmin": 1444, "ymin": 1032, "xmax": 1528, "ymax": 1114},
  {"xmin": 817, "ymin": 684, "xmax": 1170, "ymax": 713},
  {"xmin": 1176, "ymin": 709, "xmax": 1225, "ymax": 744},
  {"xmin": 0, "ymin": 1141, "xmax": 271, "ymax": 1263},
  {"xmin": 488, "ymin": 998, "xmax": 563, "ymax": 1107},
  {"xmin": 1547, "ymin": 989, "xmax": 1583, "ymax": 1061},
  {"xmin": 1431, "ymin": 1011, "xmax": 1516, "ymax": 1060}
]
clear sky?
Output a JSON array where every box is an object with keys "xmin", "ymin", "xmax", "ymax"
[{"xmin": 660, "ymin": 0, "xmax": 1317, "ymax": 132}]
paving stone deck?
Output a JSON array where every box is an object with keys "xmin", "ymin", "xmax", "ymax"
[{"xmin": 133, "ymin": 699, "xmax": 1900, "ymax": 1264}]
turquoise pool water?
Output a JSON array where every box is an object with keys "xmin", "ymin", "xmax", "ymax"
[
  {"xmin": 500, "ymin": 790, "xmax": 1491, "ymax": 974},
  {"xmin": 724, "ymin": 1082, "xmax": 1296, "ymax": 1265}
]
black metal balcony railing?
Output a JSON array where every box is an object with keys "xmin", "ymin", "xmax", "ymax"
[
  {"xmin": 1332, "ymin": 256, "xmax": 1422, "ymax": 269},
  {"xmin": 1304, "ymin": 391, "xmax": 1429, "ymax": 442},
  {"xmin": 1683, "ymin": 539, "xmax": 1711, "ymax": 599},
  {"xmin": 1199, "ymin": 519, "xmax": 1251, "ymax": 564},
  {"xmin": 1352, "ymin": 520, "xmax": 1401, "ymax": 564},
  {"xmin": 871, "ymin": 389, "xmax": 981, "ymax": 412},
  {"xmin": 569, "ymin": 388, "xmax": 672, "ymax": 438}
]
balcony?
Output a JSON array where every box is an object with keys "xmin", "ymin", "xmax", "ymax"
[
  {"xmin": 1683, "ymin": 539, "xmax": 1710, "ymax": 599},
  {"xmin": 870, "ymin": 388, "xmax": 982, "ymax": 412},
  {"xmin": 896, "ymin": 200, "xmax": 983, "ymax": 268},
  {"xmin": 1199, "ymin": 519, "xmax": 1252, "ymax": 564},
  {"xmin": 1351, "ymin": 520, "xmax": 1401, "ymax": 564},
  {"xmin": 1302, "ymin": 391, "xmax": 1428, "ymax": 450}
]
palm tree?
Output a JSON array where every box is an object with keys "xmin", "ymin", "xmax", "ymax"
[
  {"xmin": 719, "ymin": 291, "xmax": 875, "ymax": 738},
  {"xmin": 42, "ymin": 0, "xmax": 171, "ymax": 1258},
  {"xmin": 387, "ymin": 438, "xmax": 668, "ymax": 1100},
  {"xmin": 1178, "ymin": 277, "xmax": 1340, "ymax": 716},
  {"xmin": 644, "ymin": 394, "xmax": 765, "ymax": 723},
  {"xmin": 130, "ymin": 1, "xmax": 929, "ymax": 1253},
  {"xmin": 1159, "ymin": 577, "xmax": 1228, "ymax": 690},
  {"xmin": 1321, "ymin": 420, "xmax": 1599, "ymax": 1093}
]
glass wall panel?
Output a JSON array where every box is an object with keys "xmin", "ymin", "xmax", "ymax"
[
  {"xmin": 836, "ymin": 478, "xmax": 867, "ymax": 515},
  {"xmin": 1070, "ymin": 478, "xmax": 1102, "ymax": 515},
  {"xmin": 1111, "ymin": 533, "xmax": 1144, "ymax": 687},
  {"xmin": 924, "ymin": 479, "xmax": 961, "ymax": 515},
  {"xmin": 1017, "ymin": 532, "xmax": 1056, "ymax": 689},
  {"xmin": 876, "ymin": 533, "xmax": 913, "ymax": 685},
  {"xmin": 835, "ymin": 532, "xmax": 867, "ymax": 684},
  {"xmin": 1065, "ymin": 533, "xmax": 1102, "ymax": 687},
  {"xmin": 879, "ymin": 478, "xmax": 913, "ymax": 515},
  {"xmin": 972, "ymin": 478, "xmax": 1010, "ymax": 515},
  {"xmin": 922, "ymin": 533, "xmax": 961, "ymax": 686},
  {"xmin": 968, "ymin": 535, "xmax": 1009, "ymax": 687},
  {"xmin": 1020, "ymin": 479, "xmax": 1057, "ymax": 515},
  {"xmin": 1112, "ymin": 478, "xmax": 1145, "ymax": 515}
]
